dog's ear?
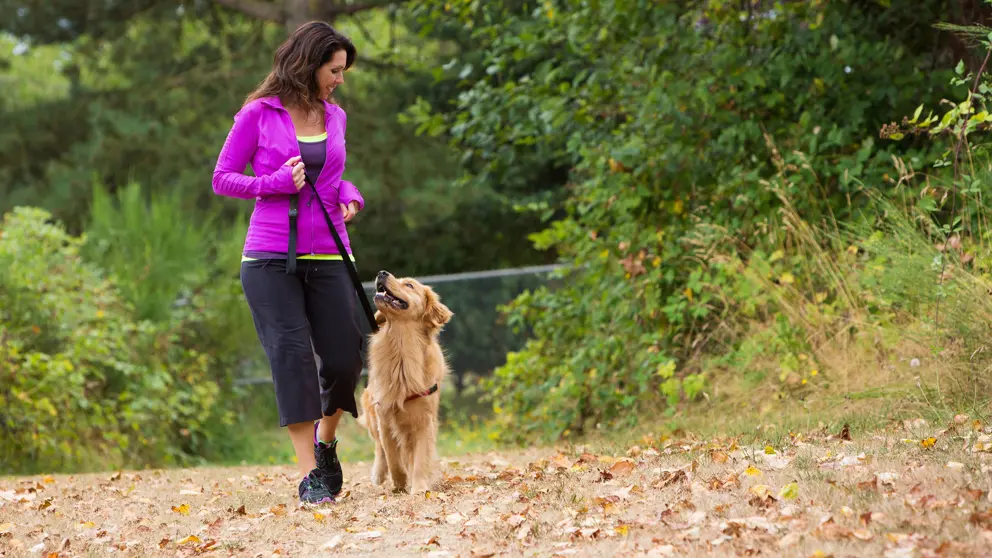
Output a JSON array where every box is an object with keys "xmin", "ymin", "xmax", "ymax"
[
  {"xmin": 375, "ymin": 310, "xmax": 387, "ymax": 327},
  {"xmin": 423, "ymin": 287, "xmax": 453, "ymax": 330}
]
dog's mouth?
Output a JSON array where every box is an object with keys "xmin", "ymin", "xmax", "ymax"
[{"xmin": 375, "ymin": 276, "xmax": 408, "ymax": 310}]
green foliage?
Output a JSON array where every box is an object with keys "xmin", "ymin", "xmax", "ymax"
[
  {"xmin": 0, "ymin": 5, "xmax": 549, "ymax": 277},
  {"xmin": 409, "ymin": 0, "xmax": 964, "ymax": 442},
  {"xmin": 0, "ymin": 206, "xmax": 248, "ymax": 473}
]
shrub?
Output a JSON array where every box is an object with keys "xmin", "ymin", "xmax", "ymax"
[
  {"xmin": 0, "ymin": 206, "xmax": 243, "ymax": 473},
  {"xmin": 410, "ymin": 0, "xmax": 961, "ymax": 442}
]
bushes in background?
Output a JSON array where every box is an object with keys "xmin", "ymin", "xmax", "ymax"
[
  {"xmin": 0, "ymin": 187, "xmax": 259, "ymax": 473},
  {"xmin": 406, "ymin": 0, "xmax": 988, "ymax": 441}
]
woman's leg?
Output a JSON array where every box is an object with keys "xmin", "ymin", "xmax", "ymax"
[
  {"xmin": 241, "ymin": 260, "xmax": 334, "ymax": 503},
  {"xmin": 302, "ymin": 260, "xmax": 364, "ymax": 495},
  {"xmin": 316, "ymin": 409, "xmax": 344, "ymax": 444},
  {"xmin": 288, "ymin": 422, "xmax": 318, "ymax": 476}
]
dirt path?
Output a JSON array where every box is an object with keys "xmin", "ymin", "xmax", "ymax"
[{"xmin": 2, "ymin": 418, "xmax": 992, "ymax": 557}]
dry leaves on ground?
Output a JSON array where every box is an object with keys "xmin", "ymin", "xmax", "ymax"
[{"xmin": 2, "ymin": 417, "xmax": 992, "ymax": 557}]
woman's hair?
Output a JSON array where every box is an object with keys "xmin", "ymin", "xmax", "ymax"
[{"xmin": 245, "ymin": 21, "xmax": 356, "ymax": 114}]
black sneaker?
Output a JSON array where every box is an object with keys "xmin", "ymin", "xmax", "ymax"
[
  {"xmin": 313, "ymin": 422, "xmax": 343, "ymax": 496},
  {"xmin": 298, "ymin": 471, "xmax": 335, "ymax": 505}
]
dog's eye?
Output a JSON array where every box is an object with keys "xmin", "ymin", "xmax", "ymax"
[{"xmin": 404, "ymin": 283, "xmax": 414, "ymax": 289}]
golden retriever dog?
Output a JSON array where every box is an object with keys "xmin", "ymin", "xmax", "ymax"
[{"xmin": 357, "ymin": 270, "xmax": 453, "ymax": 494}]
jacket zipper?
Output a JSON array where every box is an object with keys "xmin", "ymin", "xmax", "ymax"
[{"xmin": 278, "ymin": 103, "xmax": 327, "ymax": 258}]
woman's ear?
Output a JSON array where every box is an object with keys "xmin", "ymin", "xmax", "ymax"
[{"xmin": 423, "ymin": 288, "xmax": 453, "ymax": 331}]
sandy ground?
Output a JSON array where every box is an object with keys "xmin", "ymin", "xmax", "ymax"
[{"xmin": 2, "ymin": 416, "xmax": 992, "ymax": 557}]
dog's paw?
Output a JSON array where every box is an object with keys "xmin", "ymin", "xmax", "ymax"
[{"xmin": 371, "ymin": 470, "xmax": 387, "ymax": 487}]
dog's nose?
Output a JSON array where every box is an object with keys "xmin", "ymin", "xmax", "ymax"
[{"xmin": 377, "ymin": 270, "xmax": 389, "ymax": 279}]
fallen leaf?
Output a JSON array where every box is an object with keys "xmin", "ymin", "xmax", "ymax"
[
  {"xmin": 778, "ymin": 482, "xmax": 799, "ymax": 500},
  {"xmin": 840, "ymin": 424, "xmax": 852, "ymax": 441},
  {"xmin": 609, "ymin": 460, "xmax": 636, "ymax": 477},
  {"xmin": 42, "ymin": 476, "xmax": 56, "ymax": 484},
  {"xmin": 919, "ymin": 437, "xmax": 936, "ymax": 449},
  {"xmin": 653, "ymin": 469, "xmax": 687, "ymax": 489},
  {"xmin": 172, "ymin": 503, "xmax": 191, "ymax": 516},
  {"xmin": 764, "ymin": 445, "xmax": 776, "ymax": 455},
  {"xmin": 313, "ymin": 512, "xmax": 325, "ymax": 522},
  {"xmin": 516, "ymin": 522, "xmax": 531, "ymax": 540},
  {"xmin": 877, "ymin": 472, "xmax": 900, "ymax": 486},
  {"xmin": 964, "ymin": 488, "xmax": 985, "ymax": 501},
  {"xmin": 354, "ymin": 531, "xmax": 382, "ymax": 540},
  {"xmin": 178, "ymin": 535, "xmax": 201, "ymax": 545},
  {"xmin": 852, "ymin": 528, "xmax": 873, "ymax": 541},
  {"xmin": 0, "ymin": 523, "xmax": 12, "ymax": 533},
  {"xmin": 321, "ymin": 535, "xmax": 343, "ymax": 550},
  {"xmin": 550, "ymin": 453, "xmax": 572, "ymax": 469},
  {"xmin": 749, "ymin": 485, "xmax": 771, "ymax": 498},
  {"xmin": 445, "ymin": 513, "xmax": 465, "ymax": 525},
  {"xmin": 711, "ymin": 451, "xmax": 729, "ymax": 464},
  {"xmin": 158, "ymin": 538, "xmax": 170, "ymax": 549},
  {"xmin": 744, "ymin": 466, "xmax": 762, "ymax": 477},
  {"xmin": 857, "ymin": 476, "xmax": 878, "ymax": 492}
]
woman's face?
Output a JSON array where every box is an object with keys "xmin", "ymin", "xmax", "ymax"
[{"xmin": 316, "ymin": 49, "xmax": 348, "ymax": 100}]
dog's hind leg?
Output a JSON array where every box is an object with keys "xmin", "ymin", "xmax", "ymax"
[{"xmin": 370, "ymin": 436, "xmax": 388, "ymax": 487}]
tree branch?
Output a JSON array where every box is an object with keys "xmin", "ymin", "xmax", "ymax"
[
  {"xmin": 211, "ymin": 0, "xmax": 283, "ymax": 23},
  {"xmin": 316, "ymin": 0, "xmax": 400, "ymax": 20}
]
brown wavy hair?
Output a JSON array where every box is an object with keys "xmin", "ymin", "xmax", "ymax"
[{"xmin": 245, "ymin": 21, "xmax": 356, "ymax": 115}]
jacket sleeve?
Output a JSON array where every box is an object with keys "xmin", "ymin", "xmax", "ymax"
[
  {"xmin": 334, "ymin": 106, "xmax": 365, "ymax": 210},
  {"xmin": 337, "ymin": 180, "xmax": 364, "ymax": 210},
  {"xmin": 212, "ymin": 103, "xmax": 298, "ymax": 199}
]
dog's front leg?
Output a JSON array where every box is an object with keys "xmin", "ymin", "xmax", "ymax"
[
  {"xmin": 409, "ymin": 419, "xmax": 436, "ymax": 494},
  {"xmin": 381, "ymin": 428, "xmax": 407, "ymax": 492}
]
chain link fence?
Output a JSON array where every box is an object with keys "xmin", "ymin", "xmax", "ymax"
[{"xmin": 234, "ymin": 264, "xmax": 562, "ymax": 390}]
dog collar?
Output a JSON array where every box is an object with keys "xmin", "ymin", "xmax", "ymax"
[{"xmin": 404, "ymin": 383, "xmax": 439, "ymax": 403}]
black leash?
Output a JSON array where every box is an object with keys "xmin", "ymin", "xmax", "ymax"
[{"xmin": 286, "ymin": 180, "xmax": 379, "ymax": 333}]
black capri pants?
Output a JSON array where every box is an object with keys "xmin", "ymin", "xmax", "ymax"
[{"xmin": 240, "ymin": 258, "xmax": 363, "ymax": 427}]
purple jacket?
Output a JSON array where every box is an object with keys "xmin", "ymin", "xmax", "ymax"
[{"xmin": 212, "ymin": 96, "xmax": 364, "ymax": 257}]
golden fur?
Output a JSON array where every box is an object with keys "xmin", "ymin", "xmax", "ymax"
[{"xmin": 356, "ymin": 271, "xmax": 453, "ymax": 494}]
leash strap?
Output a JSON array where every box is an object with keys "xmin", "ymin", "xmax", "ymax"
[
  {"xmin": 305, "ymin": 177, "xmax": 379, "ymax": 333},
  {"xmin": 286, "ymin": 194, "xmax": 299, "ymax": 275}
]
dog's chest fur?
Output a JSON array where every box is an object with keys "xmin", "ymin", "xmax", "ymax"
[{"xmin": 367, "ymin": 323, "xmax": 446, "ymax": 411}]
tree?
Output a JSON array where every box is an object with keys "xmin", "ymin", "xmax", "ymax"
[{"xmin": 0, "ymin": 0, "xmax": 551, "ymax": 276}]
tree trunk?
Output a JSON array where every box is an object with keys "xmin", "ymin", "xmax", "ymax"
[{"xmin": 283, "ymin": 0, "xmax": 312, "ymax": 35}]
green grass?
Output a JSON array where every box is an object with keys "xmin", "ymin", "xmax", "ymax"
[{"xmin": 217, "ymin": 379, "xmax": 499, "ymax": 469}]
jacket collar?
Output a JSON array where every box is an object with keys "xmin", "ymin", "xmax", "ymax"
[{"xmin": 259, "ymin": 95, "xmax": 333, "ymax": 116}]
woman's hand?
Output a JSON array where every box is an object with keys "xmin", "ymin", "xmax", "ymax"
[
  {"xmin": 285, "ymin": 156, "xmax": 306, "ymax": 190},
  {"xmin": 340, "ymin": 201, "xmax": 360, "ymax": 222}
]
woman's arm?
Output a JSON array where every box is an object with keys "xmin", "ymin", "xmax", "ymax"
[
  {"xmin": 212, "ymin": 103, "xmax": 298, "ymax": 199},
  {"xmin": 334, "ymin": 105, "xmax": 364, "ymax": 210},
  {"xmin": 337, "ymin": 180, "xmax": 364, "ymax": 211}
]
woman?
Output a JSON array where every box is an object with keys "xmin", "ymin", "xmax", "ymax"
[{"xmin": 212, "ymin": 21, "xmax": 364, "ymax": 505}]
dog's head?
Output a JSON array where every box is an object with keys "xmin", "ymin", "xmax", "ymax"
[{"xmin": 373, "ymin": 270, "xmax": 452, "ymax": 332}]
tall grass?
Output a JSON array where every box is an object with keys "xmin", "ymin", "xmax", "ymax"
[{"xmin": 679, "ymin": 146, "xmax": 992, "ymax": 438}]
